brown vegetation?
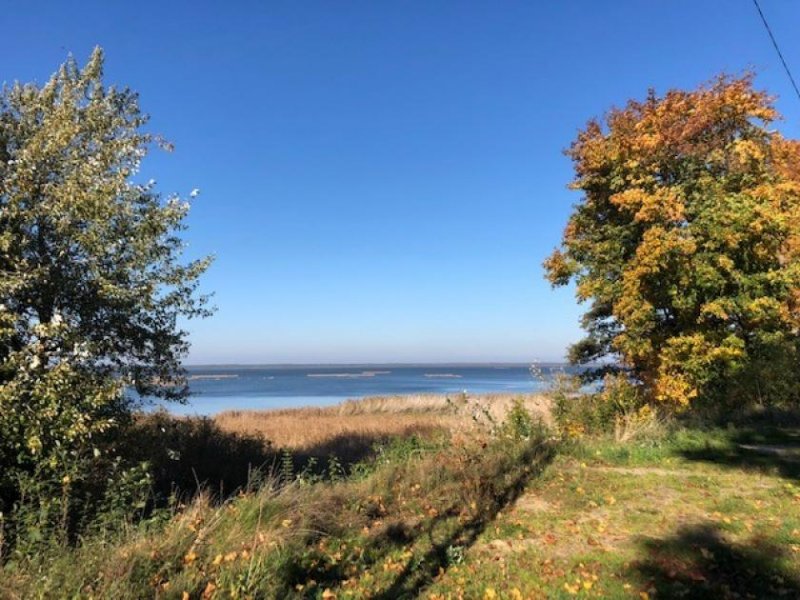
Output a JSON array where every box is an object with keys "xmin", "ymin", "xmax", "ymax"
[{"xmin": 213, "ymin": 392, "xmax": 552, "ymax": 451}]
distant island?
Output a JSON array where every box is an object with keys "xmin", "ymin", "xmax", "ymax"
[{"xmin": 307, "ymin": 370, "xmax": 391, "ymax": 378}]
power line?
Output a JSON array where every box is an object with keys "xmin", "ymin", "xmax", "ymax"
[{"xmin": 751, "ymin": 0, "xmax": 800, "ymax": 103}]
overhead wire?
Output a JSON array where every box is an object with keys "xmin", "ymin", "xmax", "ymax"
[{"xmin": 751, "ymin": 0, "xmax": 800, "ymax": 103}]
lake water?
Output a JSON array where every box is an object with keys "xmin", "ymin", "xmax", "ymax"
[{"xmin": 162, "ymin": 364, "xmax": 574, "ymax": 415}]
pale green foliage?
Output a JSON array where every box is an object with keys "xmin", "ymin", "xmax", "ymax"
[{"xmin": 0, "ymin": 49, "xmax": 211, "ymax": 546}]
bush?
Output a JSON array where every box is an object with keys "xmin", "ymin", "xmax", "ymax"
[{"xmin": 553, "ymin": 374, "xmax": 666, "ymax": 442}]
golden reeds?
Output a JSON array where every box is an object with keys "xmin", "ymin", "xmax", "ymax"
[{"xmin": 214, "ymin": 392, "xmax": 551, "ymax": 451}]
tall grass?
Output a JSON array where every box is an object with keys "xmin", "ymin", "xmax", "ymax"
[
  {"xmin": 215, "ymin": 392, "xmax": 552, "ymax": 450},
  {"xmin": 2, "ymin": 396, "xmax": 554, "ymax": 599}
]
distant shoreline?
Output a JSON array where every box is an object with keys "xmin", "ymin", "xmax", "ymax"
[
  {"xmin": 187, "ymin": 374, "xmax": 239, "ymax": 381},
  {"xmin": 183, "ymin": 362, "xmax": 565, "ymax": 370}
]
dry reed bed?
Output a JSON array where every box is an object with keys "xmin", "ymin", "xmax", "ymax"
[{"xmin": 214, "ymin": 392, "xmax": 551, "ymax": 450}]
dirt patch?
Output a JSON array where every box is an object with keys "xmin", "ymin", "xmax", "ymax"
[{"xmin": 513, "ymin": 494, "xmax": 553, "ymax": 513}]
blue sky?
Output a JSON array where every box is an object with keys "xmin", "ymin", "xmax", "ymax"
[{"xmin": 4, "ymin": 1, "xmax": 800, "ymax": 364}]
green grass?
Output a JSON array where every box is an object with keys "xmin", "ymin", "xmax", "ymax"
[
  {"xmin": 425, "ymin": 426, "xmax": 800, "ymax": 599},
  {"xmin": 3, "ymin": 422, "xmax": 800, "ymax": 599}
]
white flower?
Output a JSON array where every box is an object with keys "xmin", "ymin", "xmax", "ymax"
[{"xmin": 190, "ymin": 188, "xmax": 200, "ymax": 198}]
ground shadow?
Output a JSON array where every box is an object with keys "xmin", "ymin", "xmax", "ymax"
[
  {"xmin": 373, "ymin": 442, "xmax": 554, "ymax": 600},
  {"xmin": 293, "ymin": 424, "xmax": 445, "ymax": 468},
  {"xmin": 631, "ymin": 523, "xmax": 800, "ymax": 599},
  {"xmin": 120, "ymin": 413, "xmax": 442, "ymax": 503},
  {"xmin": 119, "ymin": 412, "xmax": 278, "ymax": 501},
  {"xmin": 680, "ymin": 426, "xmax": 800, "ymax": 481},
  {"xmin": 276, "ymin": 437, "xmax": 555, "ymax": 599}
]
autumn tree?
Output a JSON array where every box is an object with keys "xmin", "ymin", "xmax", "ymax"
[
  {"xmin": 0, "ymin": 49, "xmax": 211, "ymax": 531},
  {"xmin": 545, "ymin": 75, "xmax": 800, "ymax": 410}
]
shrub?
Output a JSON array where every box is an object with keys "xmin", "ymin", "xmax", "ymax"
[{"xmin": 553, "ymin": 374, "xmax": 666, "ymax": 441}]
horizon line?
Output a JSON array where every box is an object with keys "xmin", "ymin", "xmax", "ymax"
[{"xmin": 182, "ymin": 361, "xmax": 568, "ymax": 368}]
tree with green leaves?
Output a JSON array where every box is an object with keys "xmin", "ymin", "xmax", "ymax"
[
  {"xmin": 545, "ymin": 75, "xmax": 800, "ymax": 411},
  {"xmin": 0, "ymin": 49, "xmax": 211, "ymax": 534}
]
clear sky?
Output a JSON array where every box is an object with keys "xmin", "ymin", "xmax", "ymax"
[{"xmin": 4, "ymin": 1, "xmax": 800, "ymax": 364}]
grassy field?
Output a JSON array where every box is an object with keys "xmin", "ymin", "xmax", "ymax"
[
  {"xmin": 426, "ymin": 427, "xmax": 800, "ymax": 599},
  {"xmin": 3, "ymin": 396, "xmax": 800, "ymax": 599}
]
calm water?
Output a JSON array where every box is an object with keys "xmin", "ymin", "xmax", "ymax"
[{"xmin": 159, "ymin": 364, "xmax": 574, "ymax": 415}]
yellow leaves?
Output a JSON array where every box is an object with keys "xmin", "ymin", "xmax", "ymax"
[
  {"xmin": 564, "ymin": 422, "xmax": 586, "ymax": 438},
  {"xmin": 731, "ymin": 138, "xmax": 766, "ymax": 165},
  {"xmin": 542, "ymin": 249, "xmax": 575, "ymax": 287},
  {"xmin": 201, "ymin": 581, "xmax": 217, "ymax": 599},
  {"xmin": 563, "ymin": 581, "xmax": 580, "ymax": 595},
  {"xmin": 183, "ymin": 550, "xmax": 197, "ymax": 565},
  {"xmin": 26, "ymin": 435, "xmax": 43, "ymax": 455},
  {"xmin": 483, "ymin": 587, "xmax": 497, "ymax": 599},
  {"xmin": 610, "ymin": 187, "xmax": 686, "ymax": 224},
  {"xmin": 564, "ymin": 571, "xmax": 597, "ymax": 596},
  {"xmin": 212, "ymin": 551, "xmax": 240, "ymax": 565},
  {"xmin": 700, "ymin": 299, "xmax": 730, "ymax": 321},
  {"xmin": 744, "ymin": 296, "xmax": 787, "ymax": 326},
  {"xmin": 545, "ymin": 72, "xmax": 800, "ymax": 409},
  {"xmin": 321, "ymin": 589, "xmax": 336, "ymax": 599},
  {"xmin": 654, "ymin": 372, "xmax": 697, "ymax": 406}
]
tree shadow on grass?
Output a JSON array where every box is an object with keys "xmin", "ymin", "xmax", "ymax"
[
  {"xmin": 118, "ymin": 412, "xmax": 278, "ymax": 501},
  {"xmin": 119, "ymin": 412, "xmax": 444, "ymax": 504},
  {"xmin": 679, "ymin": 426, "xmax": 800, "ymax": 481},
  {"xmin": 631, "ymin": 523, "xmax": 800, "ymax": 599},
  {"xmin": 295, "ymin": 424, "xmax": 445, "ymax": 468},
  {"xmin": 371, "ymin": 443, "xmax": 554, "ymax": 600},
  {"xmin": 276, "ymin": 437, "xmax": 555, "ymax": 599}
]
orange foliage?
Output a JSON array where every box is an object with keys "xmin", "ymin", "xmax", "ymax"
[{"xmin": 546, "ymin": 74, "xmax": 800, "ymax": 408}]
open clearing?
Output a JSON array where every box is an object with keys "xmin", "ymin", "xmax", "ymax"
[{"xmin": 426, "ymin": 429, "xmax": 800, "ymax": 599}]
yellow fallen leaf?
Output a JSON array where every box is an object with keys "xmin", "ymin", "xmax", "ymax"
[
  {"xmin": 564, "ymin": 582, "xmax": 580, "ymax": 595},
  {"xmin": 483, "ymin": 588, "xmax": 497, "ymax": 600}
]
